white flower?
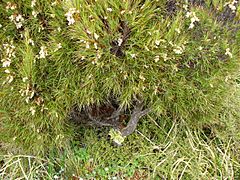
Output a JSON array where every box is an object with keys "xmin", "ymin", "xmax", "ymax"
[
  {"xmin": 225, "ymin": 48, "xmax": 233, "ymax": 58},
  {"xmin": 94, "ymin": 33, "xmax": 99, "ymax": 40},
  {"xmin": 15, "ymin": 22, "xmax": 23, "ymax": 29},
  {"xmin": 39, "ymin": 46, "xmax": 47, "ymax": 59},
  {"xmin": 107, "ymin": 8, "xmax": 113, "ymax": 12},
  {"xmin": 28, "ymin": 39, "xmax": 35, "ymax": 46},
  {"xmin": 6, "ymin": 75, "xmax": 14, "ymax": 83},
  {"xmin": 9, "ymin": 15, "xmax": 14, "ymax": 22},
  {"xmin": 120, "ymin": 10, "xmax": 125, "ymax": 14},
  {"xmin": 175, "ymin": 28, "xmax": 181, "ymax": 34},
  {"xmin": 16, "ymin": 14, "xmax": 23, "ymax": 22},
  {"xmin": 85, "ymin": 42, "xmax": 90, "ymax": 49},
  {"xmin": 65, "ymin": 8, "xmax": 78, "ymax": 25},
  {"xmin": 67, "ymin": 17, "xmax": 75, "ymax": 25},
  {"xmin": 6, "ymin": 2, "xmax": 16, "ymax": 10},
  {"xmin": 57, "ymin": 43, "xmax": 62, "ymax": 49},
  {"xmin": 54, "ymin": 43, "xmax": 62, "ymax": 52},
  {"xmin": 130, "ymin": 54, "xmax": 136, "ymax": 58},
  {"xmin": 186, "ymin": 11, "xmax": 200, "ymax": 29},
  {"xmin": 154, "ymin": 55, "xmax": 160, "ymax": 62},
  {"xmin": 162, "ymin": 53, "xmax": 168, "ymax": 61},
  {"xmin": 117, "ymin": 38, "xmax": 123, "ymax": 46},
  {"xmin": 139, "ymin": 74, "xmax": 145, "ymax": 81},
  {"xmin": 225, "ymin": 0, "xmax": 238, "ymax": 12},
  {"xmin": 2, "ymin": 60, "xmax": 11, "ymax": 67},
  {"xmin": 4, "ymin": 69, "xmax": 10, "ymax": 74},
  {"xmin": 94, "ymin": 43, "xmax": 98, "ymax": 49},
  {"xmin": 51, "ymin": 1, "xmax": 57, "ymax": 6},
  {"xmin": 155, "ymin": 40, "xmax": 160, "ymax": 46},
  {"xmin": 31, "ymin": 0, "xmax": 36, "ymax": 8},
  {"xmin": 173, "ymin": 46, "xmax": 183, "ymax": 54},
  {"xmin": 0, "ymin": 24, "xmax": 2, "ymax": 28},
  {"xmin": 32, "ymin": 10, "xmax": 38, "ymax": 18},
  {"xmin": 22, "ymin": 77, "xmax": 28, "ymax": 82},
  {"xmin": 30, "ymin": 107, "xmax": 36, "ymax": 116}
]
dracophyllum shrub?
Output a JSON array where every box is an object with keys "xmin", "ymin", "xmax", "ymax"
[{"xmin": 0, "ymin": 0, "xmax": 240, "ymax": 151}]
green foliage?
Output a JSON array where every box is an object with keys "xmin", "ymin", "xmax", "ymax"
[{"xmin": 0, "ymin": 0, "xmax": 240, "ymax": 178}]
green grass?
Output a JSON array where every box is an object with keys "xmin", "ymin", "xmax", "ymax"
[{"xmin": 1, "ymin": 115, "xmax": 240, "ymax": 179}]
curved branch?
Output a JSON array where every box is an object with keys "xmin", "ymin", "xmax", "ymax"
[{"xmin": 121, "ymin": 101, "xmax": 150, "ymax": 137}]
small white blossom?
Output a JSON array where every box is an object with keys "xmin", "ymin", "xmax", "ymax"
[
  {"xmin": 6, "ymin": 75, "xmax": 14, "ymax": 83},
  {"xmin": 107, "ymin": 8, "xmax": 113, "ymax": 12},
  {"xmin": 85, "ymin": 42, "xmax": 90, "ymax": 49},
  {"xmin": 117, "ymin": 38, "xmax": 123, "ymax": 46},
  {"xmin": 0, "ymin": 24, "xmax": 2, "ymax": 28},
  {"xmin": 54, "ymin": 43, "xmax": 62, "ymax": 52},
  {"xmin": 173, "ymin": 46, "xmax": 184, "ymax": 54},
  {"xmin": 175, "ymin": 28, "xmax": 181, "ymax": 34},
  {"xmin": 15, "ymin": 22, "xmax": 23, "ymax": 29},
  {"xmin": 225, "ymin": 48, "xmax": 233, "ymax": 58},
  {"xmin": 39, "ymin": 46, "xmax": 47, "ymax": 59},
  {"xmin": 94, "ymin": 43, "xmax": 98, "ymax": 49},
  {"xmin": 94, "ymin": 33, "xmax": 99, "ymax": 40},
  {"xmin": 30, "ymin": 107, "xmax": 36, "ymax": 116},
  {"xmin": 139, "ymin": 74, "xmax": 145, "ymax": 81},
  {"xmin": 162, "ymin": 53, "xmax": 168, "ymax": 61},
  {"xmin": 9, "ymin": 14, "xmax": 24, "ymax": 29},
  {"xmin": 2, "ymin": 60, "xmax": 11, "ymax": 67},
  {"xmin": 186, "ymin": 11, "xmax": 200, "ymax": 29},
  {"xmin": 31, "ymin": 0, "xmax": 36, "ymax": 7},
  {"xmin": 120, "ymin": 10, "xmax": 126, "ymax": 14},
  {"xmin": 225, "ymin": 0, "xmax": 238, "ymax": 12},
  {"xmin": 28, "ymin": 39, "xmax": 35, "ymax": 46},
  {"xmin": 9, "ymin": 15, "xmax": 14, "ymax": 22},
  {"xmin": 51, "ymin": 1, "xmax": 57, "ymax": 6},
  {"xmin": 16, "ymin": 14, "xmax": 23, "ymax": 22},
  {"xmin": 32, "ymin": 10, "xmax": 38, "ymax": 18},
  {"xmin": 4, "ymin": 69, "xmax": 10, "ymax": 74},
  {"xmin": 154, "ymin": 55, "xmax": 160, "ymax": 62},
  {"xmin": 130, "ymin": 54, "xmax": 136, "ymax": 58},
  {"xmin": 22, "ymin": 77, "xmax": 28, "ymax": 82},
  {"xmin": 86, "ymin": 29, "xmax": 92, "ymax": 35},
  {"xmin": 6, "ymin": 2, "xmax": 16, "ymax": 10},
  {"xmin": 65, "ymin": 8, "xmax": 78, "ymax": 25},
  {"xmin": 155, "ymin": 40, "xmax": 160, "ymax": 46},
  {"xmin": 57, "ymin": 43, "xmax": 62, "ymax": 49}
]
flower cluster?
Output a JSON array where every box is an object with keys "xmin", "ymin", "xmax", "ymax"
[
  {"xmin": 1, "ymin": 42, "xmax": 15, "ymax": 84},
  {"xmin": 54, "ymin": 43, "xmax": 62, "ymax": 52},
  {"xmin": 65, "ymin": 8, "xmax": 79, "ymax": 25},
  {"xmin": 19, "ymin": 83, "xmax": 35, "ymax": 104},
  {"xmin": 38, "ymin": 46, "xmax": 48, "ymax": 59},
  {"xmin": 225, "ymin": 0, "xmax": 238, "ymax": 13},
  {"xmin": 186, "ymin": 11, "xmax": 200, "ymax": 29},
  {"xmin": 6, "ymin": 2, "xmax": 17, "ymax": 10},
  {"xmin": 173, "ymin": 45, "xmax": 185, "ymax": 54},
  {"xmin": 225, "ymin": 48, "xmax": 233, "ymax": 58},
  {"xmin": 31, "ymin": 0, "xmax": 39, "ymax": 18},
  {"xmin": 9, "ymin": 14, "xmax": 24, "ymax": 29}
]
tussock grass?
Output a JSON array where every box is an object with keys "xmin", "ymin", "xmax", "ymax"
[{"xmin": 0, "ymin": 0, "xmax": 240, "ymax": 179}]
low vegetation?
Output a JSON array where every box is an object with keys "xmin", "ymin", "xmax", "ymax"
[{"xmin": 1, "ymin": 0, "xmax": 240, "ymax": 179}]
